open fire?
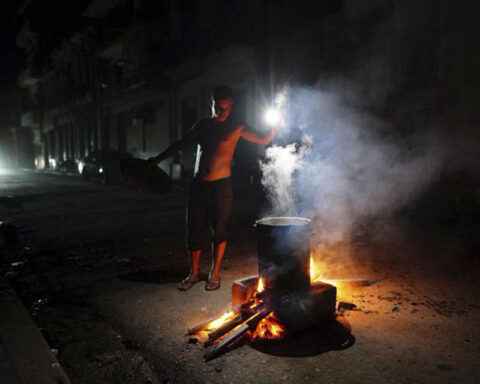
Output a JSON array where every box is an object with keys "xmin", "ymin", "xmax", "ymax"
[
  {"xmin": 188, "ymin": 276, "xmax": 287, "ymax": 360},
  {"xmin": 251, "ymin": 312, "xmax": 285, "ymax": 340},
  {"xmin": 249, "ymin": 278, "xmax": 285, "ymax": 340},
  {"xmin": 186, "ymin": 217, "xmax": 362, "ymax": 360},
  {"xmin": 204, "ymin": 311, "xmax": 236, "ymax": 331},
  {"xmin": 310, "ymin": 254, "xmax": 371, "ymax": 297}
]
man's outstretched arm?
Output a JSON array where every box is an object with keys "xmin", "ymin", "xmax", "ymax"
[
  {"xmin": 145, "ymin": 124, "xmax": 200, "ymax": 172},
  {"xmin": 240, "ymin": 124, "xmax": 278, "ymax": 145}
]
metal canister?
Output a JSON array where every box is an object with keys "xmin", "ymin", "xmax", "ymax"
[{"xmin": 255, "ymin": 217, "xmax": 311, "ymax": 296}]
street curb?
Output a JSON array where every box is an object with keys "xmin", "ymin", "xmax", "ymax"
[
  {"xmin": 32, "ymin": 169, "xmax": 80, "ymax": 177},
  {"xmin": 0, "ymin": 277, "xmax": 71, "ymax": 384}
]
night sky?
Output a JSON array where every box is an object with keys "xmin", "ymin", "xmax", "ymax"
[{"xmin": 0, "ymin": 2, "xmax": 22, "ymax": 87}]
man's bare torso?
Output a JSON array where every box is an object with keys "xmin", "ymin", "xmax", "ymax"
[{"xmin": 194, "ymin": 118, "xmax": 243, "ymax": 181}]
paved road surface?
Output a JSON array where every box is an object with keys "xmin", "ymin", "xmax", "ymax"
[{"xmin": 1, "ymin": 170, "xmax": 479, "ymax": 384}]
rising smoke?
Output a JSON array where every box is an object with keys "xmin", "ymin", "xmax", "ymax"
[
  {"xmin": 259, "ymin": 84, "xmax": 443, "ymax": 250},
  {"xmin": 257, "ymin": 0, "xmax": 480, "ymax": 272},
  {"xmin": 260, "ymin": 136, "xmax": 311, "ymax": 218}
]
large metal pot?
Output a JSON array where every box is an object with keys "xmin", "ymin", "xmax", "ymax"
[{"xmin": 255, "ymin": 217, "xmax": 311, "ymax": 296}]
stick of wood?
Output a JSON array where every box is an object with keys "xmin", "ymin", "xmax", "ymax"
[
  {"xmin": 204, "ymin": 313, "xmax": 245, "ymax": 347},
  {"xmin": 186, "ymin": 316, "xmax": 220, "ymax": 336},
  {"xmin": 314, "ymin": 278, "xmax": 372, "ymax": 287},
  {"xmin": 204, "ymin": 302, "xmax": 266, "ymax": 346},
  {"xmin": 233, "ymin": 298, "xmax": 256, "ymax": 312},
  {"xmin": 205, "ymin": 324, "xmax": 250, "ymax": 361},
  {"xmin": 188, "ymin": 298, "xmax": 259, "ymax": 336},
  {"xmin": 188, "ymin": 297, "xmax": 263, "ymax": 338},
  {"xmin": 204, "ymin": 306, "xmax": 271, "ymax": 361}
]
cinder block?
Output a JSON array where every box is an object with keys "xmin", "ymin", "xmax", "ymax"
[
  {"xmin": 273, "ymin": 283, "xmax": 337, "ymax": 331},
  {"xmin": 231, "ymin": 275, "xmax": 259, "ymax": 307},
  {"xmin": 231, "ymin": 277, "xmax": 337, "ymax": 332}
]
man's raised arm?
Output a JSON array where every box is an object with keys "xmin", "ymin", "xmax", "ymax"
[{"xmin": 240, "ymin": 124, "xmax": 277, "ymax": 145}]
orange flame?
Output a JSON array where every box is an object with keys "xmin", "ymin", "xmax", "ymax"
[
  {"xmin": 252, "ymin": 312, "xmax": 285, "ymax": 340},
  {"xmin": 310, "ymin": 254, "xmax": 355, "ymax": 298},
  {"xmin": 257, "ymin": 277, "xmax": 265, "ymax": 293},
  {"xmin": 206, "ymin": 311, "xmax": 235, "ymax": 331},
  {"xmin": 310, "ymin": 255, "xmax": 322, "ymax": 284},
  {"xmin": 198, "ymin": 277, "xmax": 289, "ymax": 342}
]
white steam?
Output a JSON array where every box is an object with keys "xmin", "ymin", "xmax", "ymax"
[
  {"xmin": 259, "ymin": 135, "xmax": 311, "ymax": 216},
  {"xmin": 260, "ymin": 86, "xmax": 443, "ymax": 245}
]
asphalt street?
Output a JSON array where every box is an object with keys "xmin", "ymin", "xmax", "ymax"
[{"xmin": 1, "ymin": 170, "xmax": 479, "ymax": 384}]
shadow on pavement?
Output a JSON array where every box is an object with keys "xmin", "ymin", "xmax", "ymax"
[
  {"xmin": 249, "ymin": 317, "xmax": 355, "ymax": 357},
  {"xmin": 118, "ymin": 267, "xmax": 200, "ymax": 285}
]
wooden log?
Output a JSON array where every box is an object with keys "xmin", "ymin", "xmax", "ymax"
[
  {"xmin": 204, "ymin": 323, "xmax": 250, "ymax": 361},
  {"xmin": 253, "ymin": 291, "xmax": 267, "ymax": 301},
  {"xmin": 233, "ymin": 298, "xmax": 256, "ymax": 312},
  {"xmin": 204, "ymin": 306, "xmax": 271, "ymax": 361},
  {"xmin": 204, "ymin": 302, "xmax": 266, "ymax": 346},
  {"xmin": 186, "ymin": 316, "xmax": 219, "ymax": 336},
  {"xmin": 188, "ymin": 298, "xmax": 262, "ymax": 338},
  {"xmin": 317, "ymin": 278, "xmax": 372, "ymax": 287},
  {"xmin": 188, "ymin": 300, "xmax": 259, "ymax": 336},
  {"xmin": 204, "ymin": 313, "xmax": 244, "ymax": 347}
]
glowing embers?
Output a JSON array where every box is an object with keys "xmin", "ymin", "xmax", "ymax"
[
  {"xmin": 204, "ymin": 311, "xmax": 235, "ymax": 332},
  {"xmin": 251, "ymin": 278, "xmax": 285, "ymax": 340},
  {"xmin": 187, "ymin": 276, "xmax": 287, "ymax": 360},
  {"xmin": 251, "ymin": 312, "xmax": 285, "ymax": 340}
]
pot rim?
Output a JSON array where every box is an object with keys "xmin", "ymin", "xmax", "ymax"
[{"xmin": 255, "ymin": 216, "xmax": 311, "ymax": 227}]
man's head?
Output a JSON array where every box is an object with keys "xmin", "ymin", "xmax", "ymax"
[{"xmin": 211, "ymin": 84, "xmax": 233, "ymax": 122}]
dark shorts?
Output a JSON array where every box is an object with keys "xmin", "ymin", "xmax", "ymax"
[{"xmin": 186, "ymin": 177, "xmax": 233, "ymax": 250}]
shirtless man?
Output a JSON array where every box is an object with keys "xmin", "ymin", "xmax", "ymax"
[{"xmin": 145, "ymin": 85, "xmax": 277, "ymax": 291}]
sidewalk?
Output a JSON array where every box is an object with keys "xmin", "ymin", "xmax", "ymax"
[{"xmin": 0, "ymin": 277, "xmax": 71, "ymax": 384}]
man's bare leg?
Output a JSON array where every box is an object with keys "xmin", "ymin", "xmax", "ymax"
[
  {"xmin": 206, "ymin": 240, "xmax": 226, "ymax": 290},
  {"xmin": 178, "ymin": 249, "xmax": 201, "ymax": 290}
]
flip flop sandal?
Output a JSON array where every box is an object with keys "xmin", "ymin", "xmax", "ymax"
[
  {"xmin": 178, "ymin": 277, "xmax": 199, "ymax": 291},
  {"xmin": 205, "ymin": 277, "xmax": 221, "ymax": 291}
]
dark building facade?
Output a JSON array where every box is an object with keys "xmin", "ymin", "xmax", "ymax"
[{"xmin": 16, "ymin": 0, "xmax": 479, "ymax": 179}]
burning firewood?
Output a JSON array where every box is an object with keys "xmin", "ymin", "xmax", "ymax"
[
  {"xmin": 204, "ymin": 306, "xmax": 272, "ymax": 361},
  {"xmin": 233, "ymin": 298, "xmax": 256, "ymax": 312},
  {"xmin": 188, "ymin": 300, "xmax": 260, "ymax": 338},
  {"xmin": 185, "ymin": 217, "xmax": 360, "ymax": 361},
  {"xmin": 187, "ymin": 316, "xmax": 221, "ymax": 336},
  {"xmin": 187, "ymin": 311, "xmax": 239, "ymax": 339},
  {"xmin": 205, "ymin": 302, "xmax": 267, "ymax": 346},
  {"xmin": 251, "ymin": 312, "xmax": 285, "ymax": 340},
  {"xmin": 204, "ymin": 312, "xmax": 245, "ymax": 347}
]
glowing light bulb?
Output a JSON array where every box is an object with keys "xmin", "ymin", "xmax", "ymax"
[{"xmin": 264, "ymin": 107, "xmax": 281, "ymax": 126}]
